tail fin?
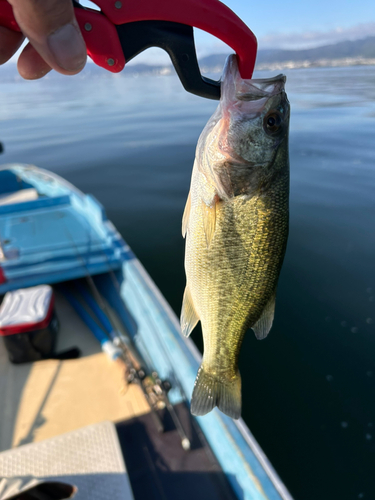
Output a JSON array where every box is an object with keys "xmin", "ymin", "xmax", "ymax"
[{"xmin": 190, "ymin": 366, "xmax": 241, "ymax": 419}]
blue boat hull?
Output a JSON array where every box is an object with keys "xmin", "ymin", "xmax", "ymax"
[{"xmin": 0, "ymin": 164, "xmax": 293, "ymax": 500}]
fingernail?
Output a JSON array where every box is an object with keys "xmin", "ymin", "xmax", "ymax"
[{"xmin": 48, "ymin": 23, "xmax": 86, "ymax": 71}]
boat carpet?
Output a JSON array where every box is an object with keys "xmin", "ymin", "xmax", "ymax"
[
  {"xmin": 116, "ymin": 402, "xmax": 237, "ymax": 500},
  {"xmin": 0, "ymin": 421, "xmax": 135, "ymax": 500}
]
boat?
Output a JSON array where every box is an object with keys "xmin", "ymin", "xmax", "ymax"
[{"xmin": 0, "ymin": 164, "xmax": 293, "ymax": 500}]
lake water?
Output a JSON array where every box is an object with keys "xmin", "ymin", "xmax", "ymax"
[{"xmin": 1, "ymin": 63, "xmax": 374, "ymax": 500}]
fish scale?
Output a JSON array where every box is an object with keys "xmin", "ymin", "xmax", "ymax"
[
  {"xmin": 189, "ymin": 173, "xmax": 289, "ymax": 369},
  {"xmin": 181, "ymin": 55, "xmax": 290, "ymax": 419}
]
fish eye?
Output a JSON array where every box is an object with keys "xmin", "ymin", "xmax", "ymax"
[{"xmin": 264, "ymin": 111, "xmax": 282, "ymax": 135}]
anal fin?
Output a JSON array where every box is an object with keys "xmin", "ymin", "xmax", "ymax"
[
  {"xmin": 252, "ymin": 292, "xmax": 276, "ymax": 340},
  {"xmin": 180, "ymin": 286, "xmax": 199, "ymax": 337}
]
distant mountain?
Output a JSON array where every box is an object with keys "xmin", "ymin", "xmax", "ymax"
[
  {"xmin": 199, "ymin": 36, "xmax": 375, "ymax": 72},
  {"xmin": 257, "ymin": 36, "xmax": 375, "ymax": 65},
  {"xmin": 1, "ymin": 36, "xmax": 374, "ymax": 83}
]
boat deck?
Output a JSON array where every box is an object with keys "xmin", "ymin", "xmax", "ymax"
[
  {"xmin": 117, "ymin": 404, "xmax": 236, "ymax": 500},
  {"xmin": 0, "ymin": 285, "xmax": 237, "ymax": 500},
  {"xmin": 0, "ymin": 288, "xmax": 150, "ymax": 451}
]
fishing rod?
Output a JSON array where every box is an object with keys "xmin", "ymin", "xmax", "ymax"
[
  {"xmin": 122, "ymin": 273, "xmax": 193, "ymax": 449},
  {"xmin": 90, "ymin": 237, "xmax": 192, "ymax": 450},
  {"xmin": 62, "ymin": 225, "xmax": 166, "ymax": 433},
  {"xmin": 64, "ymin": 219, "xmax": 191, "ymax": 450},
  {"xmin": 63, "ymin": 224, "xmax": 192, "ymax": 450},
  {"xmin": 61, "ymin": 283, "xmax": 164, "ymax": 433},
  {"xmin": 74, "ymin": 281, "xmax": 171, "ymax": 411},
  {"xmin": 75, "ymin": 274, "xmax": 191, "ymax": 450}
]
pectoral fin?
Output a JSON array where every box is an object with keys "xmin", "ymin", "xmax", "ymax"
[
  {"xmin": 180, "ymin": 286, "xmax": 199, "ymax": 337},
  {"xmin": 252, "ymin": 292, "xmax": 276, "ymax": 340},
  {"xmin": 182, "ymin": 192, "xmax": 191, "ymax": 238},
  {"xmin": 202, "ymin": 199, "xmax": 216, "ymax": 248}
]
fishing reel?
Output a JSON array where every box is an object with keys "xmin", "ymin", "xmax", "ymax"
[{"xmin": 126, "ymin": 365, "xmax": 172, "ymax": 411}]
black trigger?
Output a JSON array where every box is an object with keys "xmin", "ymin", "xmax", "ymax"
[{"xmin": 116, "ymin": 20, "xmax": 221, "ymax": 100}]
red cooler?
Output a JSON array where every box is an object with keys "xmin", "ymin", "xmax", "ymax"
[{"xmin": 0, "ymin": 285, "xmax": 59, "ymax": 364}]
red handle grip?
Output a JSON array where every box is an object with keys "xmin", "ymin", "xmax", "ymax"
[
  {"xmin": 0, "ymin": 0, "xmax": 125, "ymax": 72},
  {"xmin": 75, "ymin": 8, "xmax": 124, "ymax": 72},
  {"xmin": 0, "ymin": 0, "xmax": 257, "ymax": 78},
  {"xmin": 92, "ymin": 0, "xmax": 257, "ymax": 79},
  {"xmin": 0, "ymin": 0, "xmax": 20, "ymax": 31}
]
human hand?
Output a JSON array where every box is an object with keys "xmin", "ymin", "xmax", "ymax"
[{"xmin": 0, "ymin": 0, "xmax": 87, "ymax": 79}]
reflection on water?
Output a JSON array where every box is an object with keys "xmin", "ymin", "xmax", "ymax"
[{"xmin": 1, "ymin": 64, "xmax": 374, "ymax": 500}]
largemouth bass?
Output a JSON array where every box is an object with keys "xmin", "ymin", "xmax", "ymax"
[{"xmin": 181, "ymin": 55, "xmax": 290, "ymax": 419}]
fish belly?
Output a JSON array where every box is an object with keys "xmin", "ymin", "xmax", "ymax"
[{"xmin": 185, "ymin": 170, "xmax": 289, "ymax": 418}]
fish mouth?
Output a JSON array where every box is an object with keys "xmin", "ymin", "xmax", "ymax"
[{"xmin": 221, "ymin": 54, "xmax": 286, "ymax": 104}]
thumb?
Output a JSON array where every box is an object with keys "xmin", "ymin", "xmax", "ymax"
[{"xmin": 8, "ymin": 0, "xmax": 87, "ymax": 74}]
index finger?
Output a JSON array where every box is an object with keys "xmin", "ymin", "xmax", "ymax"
[{"xmin": 8, "ymin": 0, "xmax": 87, "ymax": 74}]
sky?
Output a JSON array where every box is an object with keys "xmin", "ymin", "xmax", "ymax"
[
  {"xmin": 8, "ymin": 0, "xmax": 375, "ymax": 66},
  {"xmin": 81, "ymin": 0, "xmax": 375, "ymax": 64}
]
